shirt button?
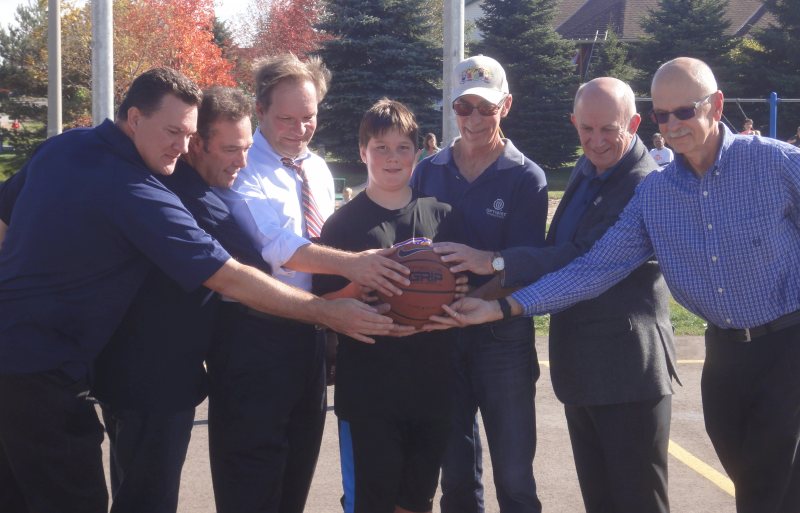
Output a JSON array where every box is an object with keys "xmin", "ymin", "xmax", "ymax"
[
  {"xmin": 703, "ymin": 191, "xmax": 708, "ymax": 197},
  {"xmin": 718, "ymin": 287, "xmax": 724, "ymax": 293},
  {"xmin": 711, "ymin": 256, "xmax": 718, "ymax": 262},
  {"xmin": 726, "ymin": 318, "xmax": 732, "ymax": 324},
  {"xmin": 707, "ymin": 224, "xmax": 713, "ymax": 230}
]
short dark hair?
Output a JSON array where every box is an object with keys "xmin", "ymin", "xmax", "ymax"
[
  {"xmin": 254, "ymin": 54, "xmax": 331, "ymax": 110},
  {"xmin": 358, "ymin": 98, "xmax": 418, "ymax": 148},
  {"xmin": 117, "ymin": 67, "xmax": 202, "ymax": 121},
  {"xmin": 743, "ymin": 118, "xmax": 753, "ymax": 124},
  {"xmin": 197, "ymin": 86, "xmax": 252, "ymax": 142}
]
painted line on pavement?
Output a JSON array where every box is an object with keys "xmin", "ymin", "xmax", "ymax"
[{"xmin": 668, "ymin": 440, "xmax": 735, "ymax": 496}]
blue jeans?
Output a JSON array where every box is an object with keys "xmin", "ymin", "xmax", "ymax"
[{"xmin": 440, "ymin": 316, "xmax": 542, "ymax": 513}]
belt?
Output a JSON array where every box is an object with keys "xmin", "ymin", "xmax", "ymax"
[
  {"xmin": 224, "ymin": 302, "xmax": 317, "ymax": 330},
  {"xmin": 708, "ymin": 309, "xmax": 800, "ymax": 343}
]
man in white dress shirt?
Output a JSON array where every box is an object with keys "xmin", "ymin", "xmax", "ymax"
[{"xmin": 207, "ymin": 54, "xmax": 412, "ymax": 513}]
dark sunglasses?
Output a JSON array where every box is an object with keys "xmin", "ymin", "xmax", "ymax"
[
  {"xmin": 452, "ymin": 96, "xmax": 507, "ymax": 117},
  {"xmin": 649, "ymin": 93, "xmax": 714, "ymax": 124}
]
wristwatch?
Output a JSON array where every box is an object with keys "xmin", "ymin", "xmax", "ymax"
[{"xmin": 491, "ymin": 252, "xmax": 505, "ymax": 273}]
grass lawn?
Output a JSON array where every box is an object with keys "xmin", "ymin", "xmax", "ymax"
[{"xmin": 0, "ymin": 152, "xmax": 26, "ymax": 181}]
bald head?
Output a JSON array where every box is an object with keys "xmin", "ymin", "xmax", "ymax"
[
  {"xmin": 650, "ymin": 57, "xmax": 723, "ymax": 175},
  {"xmin": 652, "ymin": 57, "xmax": 717, "ymax": 98},
  {"xmin": 571, "ymin": 77, "xmax": 641, "ymax": 174},
  {"xmin": 574, "ymin": 77, "xmax": 636, "ymax": 121}
]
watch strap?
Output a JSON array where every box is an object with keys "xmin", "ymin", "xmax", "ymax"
[{"xmin": 497, "ymin": 297, "xmax": 512, "ymax": 320}]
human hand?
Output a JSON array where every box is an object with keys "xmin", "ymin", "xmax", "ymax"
[
  {"xmin": 432, "ymin": 242, "xmax": 495, "ymax": 275},
  {"xmin": 344, "ymin": 248, "xmax": 410, "ymax": 297},
  {"xmin": 453, "ymin": 275, "xmax": 470, "ymax": 299},
  {"xmin": 322, "ymin": 298, "xmax": 398, "ymax": 343},
  {"xmin": 422, "ymin": 297, "xmax": 503, "ymax": 330}
]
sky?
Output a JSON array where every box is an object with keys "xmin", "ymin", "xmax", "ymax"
[{"xmin": 0, "ymin": 0, "xmax": 252, "ymax": 29}]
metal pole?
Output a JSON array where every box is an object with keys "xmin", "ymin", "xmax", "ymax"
[
  {"xmin": 47, "ymin": 0, "xmax": 62, "ymax": 137},
  {"xmin": 442, "ymin": 0, "xmax": 464, "ymax": 146},
  {"xmin": 769, "ymin": 92, "xmax": 778, "ymax": 139},
  {"xmin": 92, "ymin": 0, "xmax": 114, "ymax": 126}
]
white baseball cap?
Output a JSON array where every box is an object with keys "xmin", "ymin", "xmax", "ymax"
[{"xmin": 452, "ymin": 55, "xmax": 509, "ymax": 104}]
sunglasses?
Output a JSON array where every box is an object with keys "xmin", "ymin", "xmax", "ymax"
[
  {"xmin": 649, "ymin": 93, "xmax": 714, "ymax": 124},
  {"xmin": 452, "ymin": 96, "xmax": 507, "ymax": 117}
]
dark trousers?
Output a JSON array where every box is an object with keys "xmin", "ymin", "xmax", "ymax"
[
  {"xmin": 0, "ymin": 370, "xmax": 107, "ymax": 513},
  {"xmin": 564, "ymin": 395, "xmax": 671, "ymax": 513},
  {"xmin": 702, "ymin": 324, "xmax": 800, "ymax": 513},
  {"xmin": 208, "ymin": 305, "xmax": 327, "ymax": 513},
  {"xmin": 101, "ymin": 406, "xmax": 195, "ymax": 513},
  {"xmin": 440, "ymin": 317, "xmax": 542, "ymax": 513}
]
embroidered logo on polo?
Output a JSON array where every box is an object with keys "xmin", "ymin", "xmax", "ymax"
[{"xmin": 486, "ymin": 198, "xmax": 507, "ymax": 219}]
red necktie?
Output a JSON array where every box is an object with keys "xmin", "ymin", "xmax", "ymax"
[{"xmin": 281, "ymin": 157, "xmax": 324, "ymax": 238}]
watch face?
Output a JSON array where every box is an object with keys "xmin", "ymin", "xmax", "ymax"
[{"xmin": 492, "ymin": 257, "xmax": 505, "ymax": 272}]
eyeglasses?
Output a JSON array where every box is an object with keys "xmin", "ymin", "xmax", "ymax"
[
  {"xmin": 452, "ymin": 96, "xmax": 507, "ymax": 117},
  {"xmin": 649, "ymin": 93, "xmax": 714, "ymax": 124}
]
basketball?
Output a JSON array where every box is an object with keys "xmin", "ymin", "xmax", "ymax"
[{"xmin": 376, "ymin": 244, "xmax": 456, "ymax": 328}]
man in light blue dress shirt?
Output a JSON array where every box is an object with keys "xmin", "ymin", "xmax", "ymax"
[
  {"xmin": 429, "ymin": 57, "xmax": 800, "ymax": 513},
  {"xmin": 208, "ymin": 54, "xmax": 411, "ymax": 513}
]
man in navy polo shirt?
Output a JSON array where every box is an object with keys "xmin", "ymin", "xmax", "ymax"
[
  {"xmin": 411, "ymin": 55, "xmax": 548, "ymax": 513},
  {"xmin": 91, "ymin": 86, "xmax": 267, "ymax": 513},
  {"xmin": 0, "ymin": 68, "xmax": 401, "ymax": 513}
]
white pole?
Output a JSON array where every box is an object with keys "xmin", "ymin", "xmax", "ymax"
[
  {"xmin": 442, "ymin": 0, "xmax": 464, "ymax": 146},
  {"xmin": 92, "ymin": 0, "xmax": 114, "ymax": 126},
  {"xmin": 47, "ymin": 0, "xmax": 62, "ymax": 137}
]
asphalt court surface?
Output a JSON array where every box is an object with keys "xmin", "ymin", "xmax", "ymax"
[{"xmin": 101, "ymin": 335, "xmax": 737, "ymax": 512}]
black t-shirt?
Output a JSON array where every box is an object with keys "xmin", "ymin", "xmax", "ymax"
[{"xmin": 313, "ymin": 191, "xmax": 457, "ymax": 421}]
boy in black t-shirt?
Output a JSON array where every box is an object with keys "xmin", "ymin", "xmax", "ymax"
[{"xmin": 314, "ymin": 99, "xmax": 457, "ymax": 513}]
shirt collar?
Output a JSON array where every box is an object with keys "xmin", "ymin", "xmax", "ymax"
[
  {"xmin": 96, "ymin": 119, "xmax": 148, "ymax": 171},
  {"xmin": 430, "ymin": 137, "xmax": 525, "ymax": 170},
  {"xmin": 254, "ymin": 126, "xmax": 311, "ymax": 165},
  {"xmin": 580, "ymin": 135, "xmax": 639, "ymax": 181},
  {"xmin": 673, "ymin": 122, "xmax": 732, "ymax": 178}
]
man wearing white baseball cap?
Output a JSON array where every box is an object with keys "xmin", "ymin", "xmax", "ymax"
[{"xmin": 411, "ymin": 55, "xmax": 548, "ymax": 513}]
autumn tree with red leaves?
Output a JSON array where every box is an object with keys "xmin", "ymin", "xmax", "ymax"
[{"xmin": 238, "ymin": 0, "xmax": 330, "ymax": 60}]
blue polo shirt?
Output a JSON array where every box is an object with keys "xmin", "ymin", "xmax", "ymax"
[
  {"xmin": 92, "ymin": 160, "xmax": 267, "ymax": 412},
  {"xmin": 0, "ymin": 120, "xmax": 230, "ymax": 379},
  {"xmin": 410, "ymin": 139, "xmax": 548, "ymax": 285}
]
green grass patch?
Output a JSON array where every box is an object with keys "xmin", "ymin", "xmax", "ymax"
[
  {"xmin": 0, "ymin": 152, "xmax": 26, "ymax": 181},
  {"xmin": 531, "ymin": 297, "xmax": 705, "ymax": 337}
]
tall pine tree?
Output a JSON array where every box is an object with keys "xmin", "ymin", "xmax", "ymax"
[
  {"xmin": 733, "ymin": 0, "xmax": 800, "ymax": 137},
  {"xmin": 475, "ymin": 0, "xmax": 579, "ymax": 171},
  {"xmin": 314, "ymin": 0, "xmax": 441, "ymax": 162},
  {"xmin": 635, "ymin": 0, "xmax": 735, "ymax": 93}
]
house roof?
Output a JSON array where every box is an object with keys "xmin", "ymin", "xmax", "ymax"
[{"xmin": 554, "ymin": 0, "xmax": 773, "ymax": 41}]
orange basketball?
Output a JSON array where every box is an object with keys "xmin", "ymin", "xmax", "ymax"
[{"xmin": 376, "ymin": 244, "xmax": 456, "ymax": 328}]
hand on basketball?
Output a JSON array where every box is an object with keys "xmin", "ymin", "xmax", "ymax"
[
  {"xmin": 423, "ymin": 297, "xmax": 503, "ymax": 330},
  {"xmin": 453, "ymin": 275, "xmax": 470, "ymax": 299},
  {"xmin": 345, "ymin": 248, "xmax": 410, "ymax": 297},
  {"xmin": 323, "ymin": 298, "xmax": 401, "ymax": 344},
  {"xmin": 432, "ymin": 242, "xmax": 495, "ymax": 275}
]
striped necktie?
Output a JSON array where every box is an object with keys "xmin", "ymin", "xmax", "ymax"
[{"xmin": 281, "ymin": 157, "xmax": 324, "ymax": 238}]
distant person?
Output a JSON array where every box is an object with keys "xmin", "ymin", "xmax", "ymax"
[
  {"xmin": 415, "ymin": 132, "xmax": 440, "ymax": 163},
  {"xmin": 739, "ymin": 118, "xmax": 759, "ymax": 136},
  {"xmin": 787, "ymin": 126, "xmax": 800, "ymax": 147},
  {"xmin": 649, "ymin": 132, "xmax": 674, "ymax": 167},
  {"xmin": 315, "ymin": 98, "xmax": 458, "ymax": 513},
  {"xmin": 10, "ymin": 119, "xmax": 20, "ymax": 131}
]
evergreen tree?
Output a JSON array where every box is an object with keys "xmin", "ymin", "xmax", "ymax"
[
  {"xmin": 475, "ymin": 0, "xmax": 579, "ymax": 171},
  {"xmin": 733, "ymin": 0, "xmax": 800, "ymax": 137},
  {"xmin": 635, "ymin": 0, "xmax": 735, "ymax": 93},
  {"xmin": 314, "ymin": 0, "xmax": 442, "ymax": 162}
]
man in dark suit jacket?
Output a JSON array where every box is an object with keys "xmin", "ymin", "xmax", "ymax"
[{"xmin": 434, "ymin": 77, "xmax": 678, "ymax": 513}]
